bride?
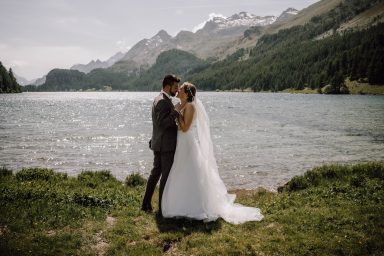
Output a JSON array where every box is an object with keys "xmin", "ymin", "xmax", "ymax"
[{"xmin": 161, "ymin": 82, "xmax": 263, "ymax": 224}]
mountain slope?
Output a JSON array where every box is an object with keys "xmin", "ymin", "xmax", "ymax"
[
  {"xmin": 126, "ymin": 49, "xmax": 207, "ymax": 91},
  {"xmin": 110, "ymin": 12, "xmax": 279, "ymax": 75},
  {"xmin": 225, "ymin": 1, "xmax": 343, "ymax": 57},
  {"xmin": 266, "ymin": 0, "xmax": 343, "ymax": 34},
  {"xmin": 71, "ymin": 52, "xmax": 125, "ymax": 74},
  {"xmin": 275, "ymin": 8, "xmax": 299, "ymax": 23},
  {"xmin": 110, "ymin": 30, "xmax": 176, "ymax": 75},
  {"xmin": 184, "ymin": 0, "xmax": 384, "ymax": 92},
  {"xmin": 14, "ymin": 74, "xmax": 31, "ymax": 86},
  {"xmin": 337, "ymin": 0, "xmax": 384, "ymax": 32}
]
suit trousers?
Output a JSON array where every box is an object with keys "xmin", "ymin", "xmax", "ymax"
[{"xmin": 142, "ymin": 150, "xmax": 175, "ymax": 214}]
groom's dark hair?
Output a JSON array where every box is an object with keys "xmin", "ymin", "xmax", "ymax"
[{"xmin": 162, "ymin": 74, "xmax": 180, "ymax": 88}]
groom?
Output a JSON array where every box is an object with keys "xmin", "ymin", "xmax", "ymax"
[{"xmin": 141, "ymin": 74, "xmax": 181, "ymax": 214}]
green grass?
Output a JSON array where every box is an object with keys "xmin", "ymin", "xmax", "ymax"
[{"xmin": 1, "ymin": 163, "xmax": 383, "ymax": 255}]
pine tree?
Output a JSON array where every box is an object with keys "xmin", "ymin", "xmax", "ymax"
[
  {"xmin": 331, "ymin": 72, "xmax": 344, "ymax": 93},
  {"xmin": 367, "ymin": 50, "xmax": 384, "ymax": 84},
  {"xmin": 9, "ymin": 68, "xmax": 21, "ymax": 93}
]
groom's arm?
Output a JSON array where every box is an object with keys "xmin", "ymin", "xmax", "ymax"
[{"xmin": 155, "ymin": 100, "xmax": 179, "ymax": 129}]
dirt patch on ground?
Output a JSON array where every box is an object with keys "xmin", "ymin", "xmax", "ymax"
[
  {"xmin": 106, "ymin": 216, "xmax": 117, "ymax": 227},
  {"xmin": 0, "ymin": 225, "xmax": 10, "ymax": 236},
  {"xmin": 91, "ymin": 230, "xmax": 109, "ymax": 256},
  {"xmin": 46, "ymin": 230, "xmax": 57, "ymax": 237},
  {"xmin": 91, "ymin": 215, "xmax": 118, "ymax": 255}
]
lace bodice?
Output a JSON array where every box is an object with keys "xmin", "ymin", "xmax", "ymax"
[{"xmin": 178, "ymin": 102, "xmax": 197, "ymax": 134}]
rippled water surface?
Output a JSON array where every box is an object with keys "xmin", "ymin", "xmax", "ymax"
[{"xmin": 1, "ymin": 92, "xmax": 383, "ymax": 190}]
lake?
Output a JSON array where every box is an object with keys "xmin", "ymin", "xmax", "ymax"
[{"xmin": 1, "ymin": 92, "xmax": 383, "ymax": 190}]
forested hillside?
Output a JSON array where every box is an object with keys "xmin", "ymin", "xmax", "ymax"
[
  {"xmin": 125, "ymin": 49, "xmax": 207, "ymax": 91},
  {"xmin": 0, "ymin": 62, "xmax": 22, "ymax": 93}
]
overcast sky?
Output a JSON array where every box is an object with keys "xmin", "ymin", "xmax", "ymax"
[{"xmin": 0, "ymin": 0, "xmax": 319, "ymax": 80}]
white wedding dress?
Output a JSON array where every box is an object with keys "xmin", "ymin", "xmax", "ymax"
[{"xmin": 162, "ymin": 98, "xmax": 263, "ymax": 224}]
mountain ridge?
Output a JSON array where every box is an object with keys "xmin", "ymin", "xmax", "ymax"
[
  {"xmin": 70, "ymin": 51, "xmax": 125, "ymax": 74},
  {"xmin": 24, "ymin": 0, "xmax": 384, "ymax": 93},
  {"xmin": 109, "ymin": 11, "xmax": 282, "ymax": 75},
  {"xmin": 34, "ymin": 8, "xmax": 298, "ymax": 82}
]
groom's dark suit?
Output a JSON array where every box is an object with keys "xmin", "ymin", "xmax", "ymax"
[{"xmin": 142, "ymin": 92, "xmax": 179, "ymax": 214}]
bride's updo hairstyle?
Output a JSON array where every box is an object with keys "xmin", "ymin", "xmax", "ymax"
[{"xmin": 183, "ymin": 82, "xmax": 196, "ymax": 102}]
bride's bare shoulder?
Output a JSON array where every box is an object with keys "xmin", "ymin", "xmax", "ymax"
[{"xmin": 185, "ymin": 102, "xmax": 195, "ymax": 110}]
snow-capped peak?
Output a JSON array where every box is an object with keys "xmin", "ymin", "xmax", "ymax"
[
  {"xmin": 283, "ymin": 8, "xmax": 299, "ymax": 15},
  {"xmin": 276, "ymin": 8, "xmax": 298, "ymax": 22},
  {"xmin": 197, "ymin": 11, "xmax": 277, "ymax": 32},
  {"xmin": 193, "ymin": 13, "xmax": 227, "ymax": 32},
  {"xmin": 143, "ymin": 29, "xmax": 172, "ymax": 47}
]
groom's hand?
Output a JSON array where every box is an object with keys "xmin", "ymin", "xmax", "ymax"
[
  {"xmin": 175, "ymin": 103, "xmax": 181, "ymax": 113},
  {"xmin": 175, "ymin": 102, "xmax": 185, "ymax": 113}
]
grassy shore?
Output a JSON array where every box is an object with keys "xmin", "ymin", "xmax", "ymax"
[
  {"xmin": 344, "ymin": 79, "xmax": 384, "ymax": 95},
  {"xmin": 1, "ymin": 162, "xmax": 383, "ymax": 255}
]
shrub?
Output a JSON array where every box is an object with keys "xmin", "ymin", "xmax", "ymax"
[
  {"xmin": 278, "ymin": 176, "xmax": 309, "ymax": 192},
  {"xmin": 0, "ymin": 166, "xmax": 12, "ymax": 177},
  {"xmin": 78, "ymin": 170, "xmax": 117, "ymax": 188},
  {"xmin": 350, "ymin": 175, "xmax": 365, "ymax": 187},
  {"xmin": 351, "ymin": 162, "xmax": 384, "ymax": 179},
  {"xmin": 278, "ymin": 162, "xmax": 384, "ymax": 192},
  {"xmin": 125, "ymin": 173, "xmax": 146, "ymax": 187},
  {"xmin": 15, "ymin": 168, "xmax": 67, "ymax": 181}
]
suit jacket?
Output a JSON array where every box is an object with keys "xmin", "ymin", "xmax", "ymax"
[{"xmin": 150, "ymin": 93, "xmax": 179, "ymax": 152}]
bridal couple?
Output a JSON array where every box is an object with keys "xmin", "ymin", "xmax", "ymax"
[{"xmin": 141, "ymin": 74, "xmax": 263, "ymax": 224}]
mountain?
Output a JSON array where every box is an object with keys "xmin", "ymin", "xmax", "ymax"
[
  {"xmin": 31, "ymin": 9, "xmax": 295, "ymax": 87},
  {"xmin": 275, "ymin": 8, "xmax": 299, "ymax": 23},
  {"xmin": 14, "ymin": 73, "xmax": 46, "ymax": 86},
  {"xmin": 265, "ymin": 0, "xmax": 342, "ymax": 34},
  {"xmin": 24, "ymin": 49, "xmax": 204, "ymax": 91},
  {"xmin": 70, "ymin": 51, "xmax": 125, "ymax": 73},
  {"xmin": 30, "ymin": 75, "xmax": 46, "ymax": 86},
  {"xmin": 196, "ymin": 12, "xmax": 276, "ymax": 34},
  {"xmin": 230, "ymin": 1, "xmax": 343, "ymax": 57},
  {"xmin": 127, "ymin": 49, "xmax": 207, "ymax": 90},
  {"xmin": 14, "ymin": 74, "xmax": 31, "ymax": 86},
  {"xmin": 184, "ymin": 0, "xmax": 384, "ymax": 92},
  {"xmin": 110, "ymin": 30, "xmax": 175, "ymax": 75},
  {"xmin": 110, "ymin": 12, "xmax": 279, "ymax": 75}
]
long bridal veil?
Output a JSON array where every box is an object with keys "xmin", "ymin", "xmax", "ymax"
[{"xmin": 194, "ymin": 98, "xmax": 264, "ymax": 224}]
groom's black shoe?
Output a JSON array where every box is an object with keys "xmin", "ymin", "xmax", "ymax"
[{"xmin": 141, "ymin": 204, "xmax": 153, "ymax": 213}]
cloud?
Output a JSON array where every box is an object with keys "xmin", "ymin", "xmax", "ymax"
[
  {"xmin": 192, "ymin": 13, "xmax": 227, "ymax": 32},
  {"xmin": 55, "ymin": 17, "xmax": 79, "ymax": 26},
  {"xmin": 175, "ymin": 9, "xmax": 184, "ymax": 16}
]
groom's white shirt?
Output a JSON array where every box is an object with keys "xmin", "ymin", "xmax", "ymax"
[{"xmin": 161, "ymin": 90, "xmax": 171, "ymax": 99}]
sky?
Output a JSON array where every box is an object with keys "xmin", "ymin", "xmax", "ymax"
[{"xmin": 0, "ymin": 0, "xmax": 319, "ymax": 81}]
